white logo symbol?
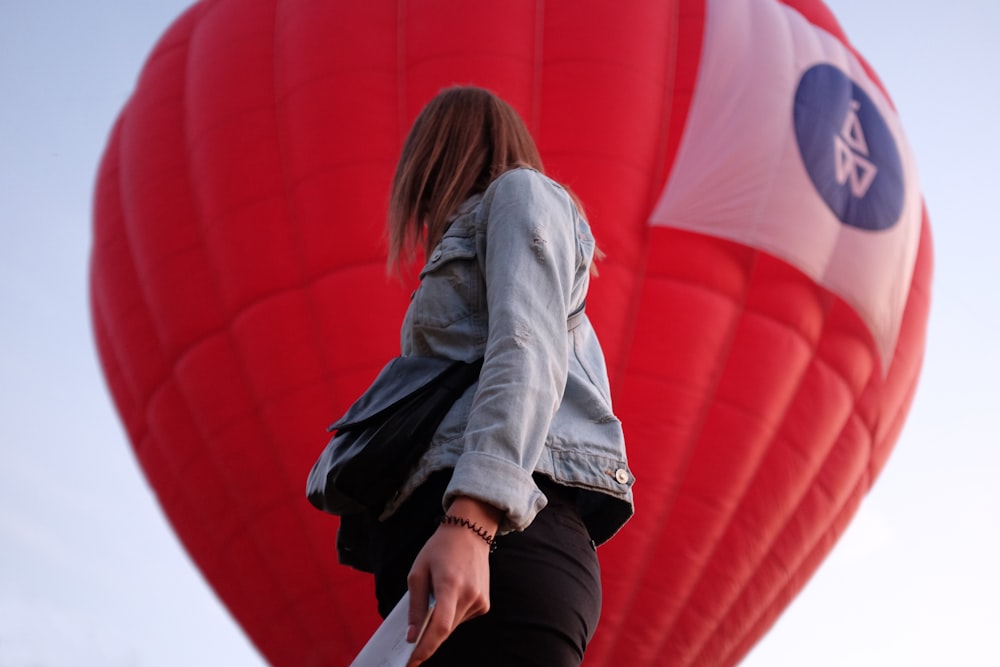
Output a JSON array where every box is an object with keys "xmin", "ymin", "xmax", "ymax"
[{"xmin": 834, "ymin": 100, "xmax": 878, "ymax": 198}]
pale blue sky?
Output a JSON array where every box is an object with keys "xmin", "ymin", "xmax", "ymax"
[{"xmin": 1, "ymin": 1, "xmax": 997, "ymax": 665}]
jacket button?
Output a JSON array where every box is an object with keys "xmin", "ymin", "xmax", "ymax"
[{"xmin": 614, "ymin": 468, "xmax": 629, "ymax": 484}]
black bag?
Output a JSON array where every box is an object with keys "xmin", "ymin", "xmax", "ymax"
[{"xmin": 306, "ymin": 356, "xmax": 483, "ymax": 516}]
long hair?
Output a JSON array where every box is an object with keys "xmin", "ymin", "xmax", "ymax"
[{"xmin": 387, "ymin": 86, "xmax": 544, "ymax": 270}]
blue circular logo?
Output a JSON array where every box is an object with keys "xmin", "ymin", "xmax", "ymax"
[{"xmin": 794, "ymin": 64, "xmax": 904, "ymax": 231}]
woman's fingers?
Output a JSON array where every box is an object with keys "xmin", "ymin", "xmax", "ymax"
[
  {"xmin": 406, "ymin": 568, "xmax": 432, "ymax": 644},
  {"xmin": 408, "ymin": 589, "xmax": 457, "ymax": 665},
  {"xmin": 406, "ymin": 556, "xmax": 476, "ymax": 665},
  {"xmin": 405, "ymin": 522, "xmax": 493, "ymax": 666}
]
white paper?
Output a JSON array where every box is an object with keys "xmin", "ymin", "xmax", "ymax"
[{"xmin": 350, "ymin": 592, "xmax": 434, "ymax": 667}]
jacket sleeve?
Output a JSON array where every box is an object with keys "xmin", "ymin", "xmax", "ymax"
[{"xmin": 444, "ymin": 169, "xmax": 579, "ymax": 533}]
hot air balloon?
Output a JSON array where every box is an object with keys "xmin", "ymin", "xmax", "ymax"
[{"xmin": 90, "ymin": 0, "xmax": 931, "ymax": 665}]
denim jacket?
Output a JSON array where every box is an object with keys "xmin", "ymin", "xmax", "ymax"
[{"xmin": 384, "ymin": 168, "xmax": 633, "ymax": 546}]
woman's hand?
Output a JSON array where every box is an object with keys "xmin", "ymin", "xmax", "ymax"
[{"xmin": 405, "ymin": 496, "xmax": 501, "ymax": 666}]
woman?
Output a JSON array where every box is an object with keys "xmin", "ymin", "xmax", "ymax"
[{"xmin": 366, "ymin": 86, "xmax": 633, "ymax": 667}]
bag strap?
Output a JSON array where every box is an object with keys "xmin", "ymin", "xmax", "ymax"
[{"xmin": 567, "ymin": 301, "xmax": 586, "ymax": 331}]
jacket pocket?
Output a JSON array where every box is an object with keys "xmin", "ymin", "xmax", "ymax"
[{"xmin": 413, "ymin": 232, "xmax": 479, "ymax": 329}]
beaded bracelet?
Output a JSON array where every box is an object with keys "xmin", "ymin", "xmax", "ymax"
[{"xmin": 440, "ymin": 515, "xmax": 498, "ymax": 553}]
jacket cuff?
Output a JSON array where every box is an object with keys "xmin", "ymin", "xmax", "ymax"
[{"xmin": 445, "ymin": 452, "xmax": 547, "ymax": 534}]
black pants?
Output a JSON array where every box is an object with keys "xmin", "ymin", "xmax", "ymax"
[{"xmin": 368, "ymin": 470, "xmax": 602, "ymax": 667}]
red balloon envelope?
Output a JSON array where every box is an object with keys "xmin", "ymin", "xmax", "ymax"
[{"xmin": 90, "ymin": 0, "xmax": 932, "ymax": 665}]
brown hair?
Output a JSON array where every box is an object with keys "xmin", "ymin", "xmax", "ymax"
[{"xmin": 387, "ymin": 86, "xmax": 544, "ymax": 269}]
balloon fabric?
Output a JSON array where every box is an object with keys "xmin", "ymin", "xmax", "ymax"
[{"xmin": 90, "ymin": 0, "xmax": 932, "ymax": 665}]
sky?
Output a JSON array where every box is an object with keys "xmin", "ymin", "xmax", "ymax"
[{"xmin": 1, "ymin": 1, "xmax": 998, "ymax": 666}]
